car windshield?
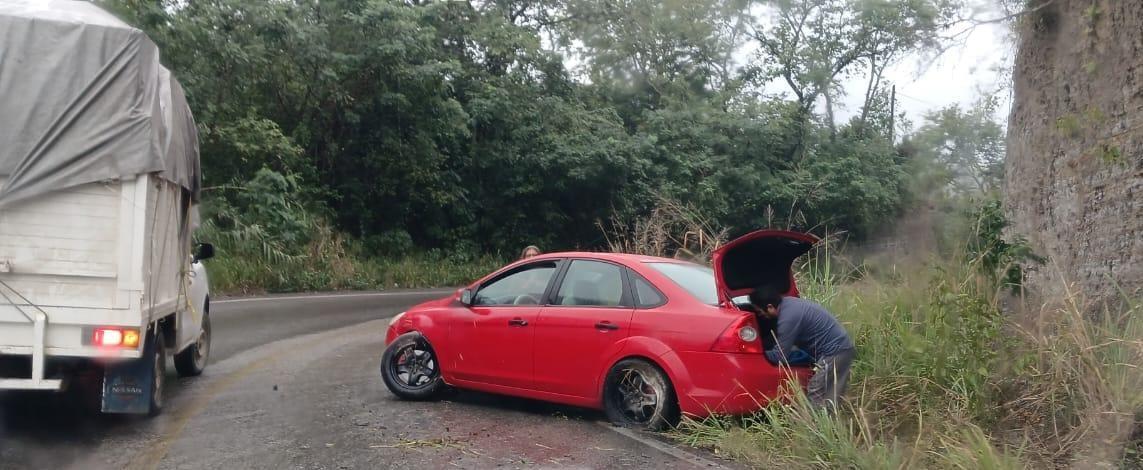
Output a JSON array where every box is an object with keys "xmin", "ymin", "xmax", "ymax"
[{"xmin": 646, "ymin": 262, "xmax": 719, "ymax": 305}]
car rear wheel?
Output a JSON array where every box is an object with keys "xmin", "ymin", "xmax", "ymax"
[
  {"xmin": 603, "ymin": 358, "xmax": 679, "ymax": 431},
  {"xmin": 380, "ymin": 332, "xmax": 445, "ymax": 400}
]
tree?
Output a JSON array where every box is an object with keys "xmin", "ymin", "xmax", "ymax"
[
  {"xmin": 98, "ymin": 0, "xmax": 953, "ymax": 255},
  {"xmin": 910, "ymin": 96, "xmax": 1006, "ymax": 196},
  {"xmin": 745, "ymin": 0, "xmax": 959, "ymax": 149},
  {"xmin": 561, "ymin": 0, "xmax": 749, "ymax": 117}
]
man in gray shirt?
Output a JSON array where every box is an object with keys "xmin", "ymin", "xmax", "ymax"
[{"xmin": 749, "ymin": 284, "xmax": 855, "ymax": 409}]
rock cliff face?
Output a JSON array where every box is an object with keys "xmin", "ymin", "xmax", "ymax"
[{"xmin": 1006, "ymin": 0, "xmax": 1142, "ymax": 307}]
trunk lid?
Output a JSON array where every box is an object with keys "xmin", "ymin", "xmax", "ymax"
[{"xmin": 711, "ymin": 229, "xmax": 819, "ymax": 306}]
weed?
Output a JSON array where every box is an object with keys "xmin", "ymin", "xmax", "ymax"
[
  {"xmin": 1056, "ymin": 115, "xmax": 1083, "ymax": 139},
  {"xmin": 599, "ymin": 194, "xmax": 728, "ymax": 262},
  {"xmin": 200, "ymin": 214, "xmax": 504, "ymax": 294},
  {"xmin": 674, "ymin": 254, "xmax": 1142, "ymax": 469}
]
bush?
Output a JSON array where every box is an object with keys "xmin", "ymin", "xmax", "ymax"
[
  {"xmin": 197, "ymin": 174, "xmax": 507, "ymax": 294},
  {"xmin": 204, "ymin": 229, "xmax": 506, "ymax": 295},
  {"xmin": 674, "ymin": 253, "xmax": 1142, "ymax": 469},
  {"xmin": 966, "ymin": 199, "xmax": 1045, "ymax": 294}
]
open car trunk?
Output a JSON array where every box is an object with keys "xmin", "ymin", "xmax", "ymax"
[
  {"xmin": 713, "ymin": 230, "xmax": 819, "ymax": 357},
  {"xmin": 711, "ymin": 229, "xmax": 819, "ymax": 306}
]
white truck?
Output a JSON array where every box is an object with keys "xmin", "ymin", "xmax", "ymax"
[{"xmin": 0, "ymin": 0, "xmax": 212, "ymax": 415}]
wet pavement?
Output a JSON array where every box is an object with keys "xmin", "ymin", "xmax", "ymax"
[{"xmin": 1, "ymin": 291, "xmax": 736, "ymax": 469}]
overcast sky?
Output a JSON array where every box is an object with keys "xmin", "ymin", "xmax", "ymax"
[
  {"xmin": 724, "ymin": 17, "xmax": 1015, "ymax": 134},
  {"xmin": 835, "ymin": 22, "xmax": 1014, "ymax": 133}
]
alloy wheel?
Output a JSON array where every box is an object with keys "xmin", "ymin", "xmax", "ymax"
[
  {"xmin": 391, "ymin": 342, "xmax": 438, "ymax": 389},
  {"xmin": 614, "ymin": 368, "xmax": 662, "ymax": 424}
]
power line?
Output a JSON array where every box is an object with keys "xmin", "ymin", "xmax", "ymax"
[{"xmin": 895, "ymin": 91, "xmax": 940, "ymax": 107}]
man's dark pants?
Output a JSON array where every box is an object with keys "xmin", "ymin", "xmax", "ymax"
[{"xmin": 807, "ymin": 347, "xmax": 856, "ymax": 408}]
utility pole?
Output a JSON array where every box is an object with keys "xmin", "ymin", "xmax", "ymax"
[{"xmin": 889, "ymin": 84, "xmax": 897, "ymax": 142}]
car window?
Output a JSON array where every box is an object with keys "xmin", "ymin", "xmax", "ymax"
[
  {"xmin": 630, "ymin": 271, "xmax": 665, "ymax": 307},
  {"xmin": 646, "ymin": 262, "xmax": 718, "ymax": 305},
  {"xmin": 474, "ymin": 261, "xmax": 558, "ymax": 306},
  {"xmin": 553, "ymin": 260, "xmax": 626, "ymax": 307}
]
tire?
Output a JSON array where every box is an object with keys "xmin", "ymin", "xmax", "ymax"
[
  {"xmin": 380, "ymin": 332, "xmax": 446, "ymax": 400},
  {"xmin": 175, "ymin": 310, "xmax": 211, "ymax": 377},
  {"xmin": 147, "ymin": 330, "xmax": 167, "ymax": 417},
  {"xmin": 602, "ymin": 358, "xmax": 679, "ymax": 431}
]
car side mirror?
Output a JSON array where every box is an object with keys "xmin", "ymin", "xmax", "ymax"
[
  {"xmin": 459, "ymin": 288, "xmax": 474, "ymax": 306},
  {"xmin": 193, "ymin": 243, "xmax": 215, "ymax": 262}
]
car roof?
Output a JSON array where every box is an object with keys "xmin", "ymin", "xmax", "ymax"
[{"xmin": 527, "ymin": 251, "xmax": 700, "ymax": 266}]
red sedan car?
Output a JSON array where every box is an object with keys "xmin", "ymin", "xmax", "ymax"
[{"xmin": 381, "ymin": 230, "xmax": 818, "ymax": 430}]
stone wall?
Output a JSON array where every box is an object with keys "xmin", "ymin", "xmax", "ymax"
[{"xmin": 1006, "ymin": 0, "xmax": 1142, "ymax": 308}]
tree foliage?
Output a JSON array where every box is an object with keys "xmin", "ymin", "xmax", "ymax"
[
  {"xmin": 746, "ymin": 0, "xmax": 959, "ymax": 139},
  {"xmin": 101, "ymin": 0, "xmax": 965, "ymax": 253},
  {"xmin": 909, "ymin": 96, "xmax": 1006, "ymax": 196}
]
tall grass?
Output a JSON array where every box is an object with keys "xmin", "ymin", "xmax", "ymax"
[
  {"xmin": 199, "ymin": 218, "xmax": 505, "ymax": 294},
  {"xmin": 600, "ymin": 194, "xmax": 728, "ymax": 261},
  {"xmin": 206, "ymin": 251, "xmax": 505, "ymax": 294},
  {"xmin": 674, "ymin": 249, "xmax": 1142, "ymax": 469}
]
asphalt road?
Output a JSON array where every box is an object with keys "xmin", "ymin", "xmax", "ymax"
[{"xmin": 0, "ymin": 290, "xmax": 735, "ymax": 470}]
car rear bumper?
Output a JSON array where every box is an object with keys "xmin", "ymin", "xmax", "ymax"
[{"xmin": 669, "ymin": 350, "xmax": 812, "ymax": 417}]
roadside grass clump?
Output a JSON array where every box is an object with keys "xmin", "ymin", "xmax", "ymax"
[
  {"xmin": 600, "ymin": 194, "xmax": 728, "ymax": 262},
  {"xmin": 205, "ymin": 247, "xmax": 504, "ymax": 294},
  {"xmin": 996, "ymin": 281, "xmax": 1143, "ymax": 466},
  {"xmin": 674, "ymin": 249, "xmax": 1142, "ymax": 469},
  {"xmin": 198, "ymin": 168, "xmax": 508, "ymax": 294},
  {"xmin": 674, "ymin": 385, "xmax": 911, "ymax": 468},
  {"xmin": 200, "ymin": 214, "xmax": 504, "ymax": 294}
]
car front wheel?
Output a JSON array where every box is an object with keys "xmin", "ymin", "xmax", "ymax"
[
  {"xmin": 380, "ymin": 332, "xmax": 445, "ymax": 400},
  {"xmin": 603, "ymin": 358, "xmax": 679, "ymax": 431}
]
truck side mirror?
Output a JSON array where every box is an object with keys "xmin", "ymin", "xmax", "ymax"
[{"xmin": 194, "ymin": 243, "xmax": 215, "ymax": 262}]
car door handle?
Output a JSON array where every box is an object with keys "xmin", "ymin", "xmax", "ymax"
[
  {"xmin": 508, "ymin": 318, "xmax": 529, "ymax": 327},
  {"xmin": 594, "ymin": 321, "xmax": 619, "ymax": 331}
]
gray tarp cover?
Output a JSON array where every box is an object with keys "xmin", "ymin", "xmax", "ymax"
[{"xmin": 0, "ymin": 0, "xmax": 200, "ymax": 207}]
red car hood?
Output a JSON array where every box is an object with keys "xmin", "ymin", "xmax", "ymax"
[
  {"xmin": 711, "ymin": 229, "xmax": 819, "ymax": 305},
  {"xmin": 411, "ymin": 293, "xmax": 457, "ymax": 311}
]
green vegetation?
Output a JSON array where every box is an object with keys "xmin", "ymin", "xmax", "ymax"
[
  {"xmin": 99, "ymin": 0, "xmax": 965, "ymax": 260},
  {"xmin": 198, "ymin": 168, "xmax": 505, "ymax": 293},
  {"xmin": 965, "ymin": 199, "xmax": 1045, "ymax": 294},
  {"xmin": 600, "ymin": 182, "xmax": 1140, "ymax": 467},
  {"xmin": 672, "ymin": 227, "xmax": 1142, "ymax": 468},
  {"xmin": 907, "ymin": 97, "xmax": 1007, "ymax": 196},
  {"xmin": 207, "ymin": 250, "xmax": 505, "ymax": 294}
]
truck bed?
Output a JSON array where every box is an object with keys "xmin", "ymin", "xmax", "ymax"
[{"xmin": 0, "ymin": 175, "xmax": 188, "ymax": 359}]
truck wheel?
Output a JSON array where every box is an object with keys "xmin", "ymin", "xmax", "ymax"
[
  {"xmin": 148, "ymin": 330, "xmax": 167, "ymax": 417},
  {"xmin": 175, "ymin": 312, "xmax": 210, "ymax": 377}
]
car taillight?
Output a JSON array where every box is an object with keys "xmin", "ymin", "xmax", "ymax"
[
  {"xmin": 94, "ymin": 328, "xmax": 140, "ymax": 348},
  {"xmin": 711, "ymin": 314, "xmax": 764, "ymax": 354}
]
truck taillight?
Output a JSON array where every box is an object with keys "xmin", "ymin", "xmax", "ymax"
[
  {"xmin": 711, "ymin": 314, "xmax": 764, "ymax": 354},
  {"xmin": 94, "ymin": 328, "xmax": 140, "ymax": 348}
]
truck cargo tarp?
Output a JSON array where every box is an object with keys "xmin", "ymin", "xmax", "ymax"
[{"xmin": 0, "ymin": 0, "xmax": 200, "ymax": 208}]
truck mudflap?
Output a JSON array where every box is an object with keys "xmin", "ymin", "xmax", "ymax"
[{"xmin": 102, "ymin": 330, "xmax": 158, "ymax": 414}]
